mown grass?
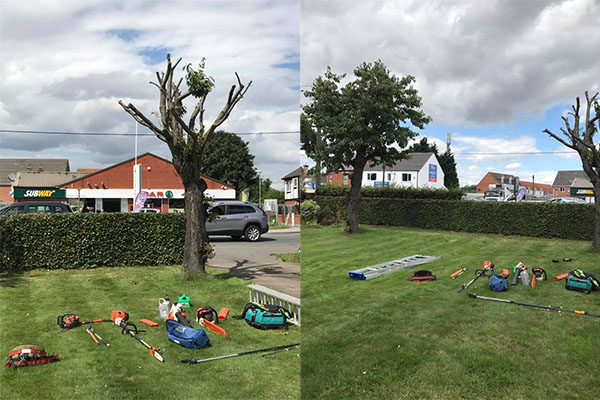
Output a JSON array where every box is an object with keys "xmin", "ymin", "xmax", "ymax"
[
  {"xmin": 0, "ymin": 266, "xmax": 299, "ymax": 400},
  {"xmin": 274, "ymin": 252, "xmax": 301, "ymax": 263},
  {"xmin": 301, "ymin": 225, "xmax": 600, "ymax": 400}
]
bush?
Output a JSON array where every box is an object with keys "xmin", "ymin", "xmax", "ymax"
[
  {"xmin": 317, "ymin": 205, "xmax": 335, "ymax": 226},
  {"xmin": 0, "ymin": 213, "xmax": 186, "ymax": 271},
  {"xmin": 300, "ymin": 200, "xmax": 321, "ymax": 225},
  {"xmin": 314, "ymin": 196, "xmax": 595, "ymax": 241},
  {"xmin": 316, "ymin": 184, "xmax": 463, "ymax": 200}
]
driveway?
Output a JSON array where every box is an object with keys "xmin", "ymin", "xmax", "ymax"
[{"xmin": 209, "ymin": 227, "xmax": 300, "ymax": 298}]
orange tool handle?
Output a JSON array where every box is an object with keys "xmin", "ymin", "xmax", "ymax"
[
  {"xmin": 87, "ymin": 330, "xmax": 99, "ymax": 345},
  {"xmin": 553, "ymin": 273, "xmax": 569, "ymax": 281},
  {"xmin": 450, "ymin": 268, "xmax": 465, "ymax": 279}
]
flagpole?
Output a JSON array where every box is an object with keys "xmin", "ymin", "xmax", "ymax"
[{"xmin": 135, "ymin": 121, "xmax": 138, "ymax": 165}]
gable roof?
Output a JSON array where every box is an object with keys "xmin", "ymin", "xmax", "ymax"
[
  {"xmin": 488, "ymin": 172, "xmax": 517, "ymax": 184},
  {"xmin": 14, "ymin": 171, "xmax": 90, "ymax": 187},
  {"xmin": 0, "ymin": 158, "xmax": 70, "ymax": 185},
  {"xmin": 60, "ymin": 152, "xmax": 234, "ymax": 189},
  {"xmin": 571, "ymin": 177, "xmax": 592, "ymax": 189},
  {"xmin": 364, "ymin": 152, "xmax": 435, "ymax": 171},
  {"xmin": 552, "ymin": 170, "xmax": 588, "ymax": 187},
  {"xmin": 282, "ymin": 166, "xmax": 305, "ymax": 180}
]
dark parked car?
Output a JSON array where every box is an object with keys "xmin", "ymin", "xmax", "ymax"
[
  {"xmin": 0, "ymin": 202, "xmax": 72, "ymax": 215},
  {"xmin": 206, "ymin": 201, "xmax": 268, "ymax": 242}
]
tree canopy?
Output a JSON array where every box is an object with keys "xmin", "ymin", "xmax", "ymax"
[
  {"xmin": 303, "ymin": 60, "xmax": 431, "ymax": 232},
  {"xmin": 199, "ymin": 130, "xmax": 257, "ymax": 193}
]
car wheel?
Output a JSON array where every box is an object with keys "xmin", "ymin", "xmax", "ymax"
[{"xmin": 244, "ymin": 225, "xmax": 261, "ymax": 242}]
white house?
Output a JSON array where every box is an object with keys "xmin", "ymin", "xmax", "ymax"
[
  {"xmin": 282, "ymin": 166, "xmax": 305, "ymax": 205},
  {"xmin": 362, "ymin": 152, "xmax": 445, "ymax": 189}
]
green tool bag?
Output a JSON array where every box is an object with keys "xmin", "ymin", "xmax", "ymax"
[
  {"xmin": 234, "ymin": 302, "xmax": 291, "ymax": 330},
  {"xmin": 565, "ymin": 275, "xmax": 595, "ymax": 294}
]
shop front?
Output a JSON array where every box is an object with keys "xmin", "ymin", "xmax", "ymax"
[{"xmin": 61, "ymin": 153, "xmax": 236, "ymax": 212}]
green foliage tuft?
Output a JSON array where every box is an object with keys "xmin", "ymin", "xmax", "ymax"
[
  {"xmin": 300, "ymin": 200, "xmax": 321, "ymax": 225},
  {"xmin": 315, "ymin": 196, "xmax": 595, "ymax": 241},
  {"xmin": 185, "ymin": 58, "xmax": 215, "ymax": 98},
  {"xmin": 0, "ymin": 213, "xmax": 186, "ymax": 271}
]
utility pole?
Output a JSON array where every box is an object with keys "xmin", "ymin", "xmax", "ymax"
[{"xmin": 532, "ymin": 174, "xmax": 535, "ymax": 198}]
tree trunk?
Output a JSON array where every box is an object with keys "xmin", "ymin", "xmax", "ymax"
[
  {"xmin": 182, "ymin": 178, "xmax": 210, "ymax": 276},
  {"xmin": 594, "ymin": 186, "xmax": 600, "ymax": 251},
  {"xmin": 346, "ymin": 153, "xmax": 366, "ymax": 233}
]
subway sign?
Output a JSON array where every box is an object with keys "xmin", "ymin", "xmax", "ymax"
[
  {"xmin": 570, "ymin": 188, "xmax": 593, "ymax": 195},
  {"xmin": 13, "ymin": 188, "xmax": 66, "ymax": 199}
]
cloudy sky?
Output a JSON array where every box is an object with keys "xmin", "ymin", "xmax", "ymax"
[
  {"xmin": 0, "ymin": 0, "xmax": 300, "ymax": 189},
  {"xmin": 301, "ymin": 0, "xmax": 600, "ymax": 185}
]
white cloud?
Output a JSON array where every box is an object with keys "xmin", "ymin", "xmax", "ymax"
[
  {"xmin": 506, "ymin": 162, "xmax": 521, "ymax": 169},
  {"xmin": 453, "ymin": 134, "xmax": 540, "ymax": 162},
  {"xmin": 302, "ymin": 0, "xmax": 600, "ymax": 126},
  {"xmin": 0, "ymin": 1, "xmax": 300, "ymax": 186}
]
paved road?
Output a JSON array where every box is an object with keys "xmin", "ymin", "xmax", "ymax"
[{"xmin": 209, "ymin": 228, "xmax": 300, "ymax": 298}]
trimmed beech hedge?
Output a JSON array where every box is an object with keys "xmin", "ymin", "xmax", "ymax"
[
  {"xmin": 316, "ymin": 184, "xmax": 464, "ymax": 200},
  {"xmin": 315, "ymin": 196, "xmax": 595, "ymax": 241},
  {"xmin": 0, "ymin": 213, "xmax": 186, "ymax": 271}
]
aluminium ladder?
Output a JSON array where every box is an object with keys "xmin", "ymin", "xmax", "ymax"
[{"xmin": 348, "ymin": 254, "xmax": 441, "ymax": 280}]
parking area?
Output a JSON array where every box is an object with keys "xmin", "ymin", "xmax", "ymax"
[{"xmin": 209, "ymin": 227, "xmax": 300, "ymax": 297}]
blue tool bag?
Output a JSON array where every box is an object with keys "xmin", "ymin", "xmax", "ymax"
[
  {"xmin": 166, "ymin": 319, "xmax": 210, "ymax": 349},
  {"xmin": 489, "ymin": 271, "xmax": 509, "ymax": 292}
]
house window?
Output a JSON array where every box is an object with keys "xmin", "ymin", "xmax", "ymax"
[
  {"xmin": 560, "ymin": 187, "xmax": 565, "ymax": 192},
  {"xmin": 367, "ymin": 173, "xmax": 377, "ymax": 181},
  {"xmin": 402, "ymin": 173, "xmax": 411, "ymax": 182},
  {"xmin": 387, "ymin": 173, "xmax": 391, "ymax": 181},
  {"xmin": 293, "ymin": 178, "xmax": 298, "ymax": 189}
]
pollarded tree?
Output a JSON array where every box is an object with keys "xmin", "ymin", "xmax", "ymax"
[
  {"xmin": 544, "ymin": 91, "xmax": 600, "ymax": 250},
  {"xmin": 119, "ymin": 55, "xmax": 251, "ymax": 275},
  {"xmin": 303, "ymin": 61, "xmax": 431, "ymax": 233}
]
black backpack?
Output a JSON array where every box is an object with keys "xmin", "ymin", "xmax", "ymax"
[{"xmin": 406, "ymin": 270, "xmax": 436, "ymax": 282}]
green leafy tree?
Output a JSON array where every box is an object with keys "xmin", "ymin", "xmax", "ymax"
[
  {"xmin": 544, "ymin": 91, "xmax": 600, "ymax": 250},
  {"xmin": 199, "ymin": 130, "xmax": 257, "ymax": 193},
  {"xmin": 303, "ymin": 60, "xmax": 431, "ymax": 233},
  {"xmin": 119, "ymin": 55, "xmax": 251, "ymax": 276}
]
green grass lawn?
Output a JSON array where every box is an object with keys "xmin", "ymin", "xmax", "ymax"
[
  {"xmin": 274, "ymin": 252, "xmax": 301, "ymax": 263},
  {"xmin": 301, "ymin": 225, "xmax": 600, "ymax": 400},
  {"xmin": 0, "ymin": 266, "xmax": 299, "ymax": 400}
]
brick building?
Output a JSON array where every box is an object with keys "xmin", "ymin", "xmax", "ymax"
[
  {"xmin": 476, "ymin": 172, "xmax": 518, "ymax": 193},
  {"xmin": 59, "ymin": 153, "xmax": 235, "ymax": 212},
  {"xmin": 551, "ymin": 170, "xmax": 588, "ymax": 197}
]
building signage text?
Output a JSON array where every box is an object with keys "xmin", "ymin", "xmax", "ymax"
[{"xmin": 14, "ymin": 188, "xmax": 66, "ymax": 199}]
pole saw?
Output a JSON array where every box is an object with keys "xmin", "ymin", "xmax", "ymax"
[
  {"xmin": 181, "ymin": 343, "xmax": 300, "ymax": 364},
  {"xmin": 458, "ymin": 261, "xmax": 493, "ymax": 293},
  {"xmin": 468, "ymin": 294, "xmax": 600, "ymax": 318}
]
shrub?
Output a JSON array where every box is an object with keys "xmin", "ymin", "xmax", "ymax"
[
  {"xmin": 0, "ymin": 213, "xmax": 186, "ymax": 271},
  {"xmin": 316, "ymin": 184, "xmax": 463, "ymax": 200},
  {"xmin": 300, "ymin": 200, "xmax": 321, "ymax": 225},
  {"xmin": 314, "ymin": 196, "xmax": 595, "ymax": 241},
  {"xmin": 317, "ymin": 205, "xmax": 335, "ymax": 226}
]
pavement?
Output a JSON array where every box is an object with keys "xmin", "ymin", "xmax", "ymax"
[{"xmin": 209, "ymin": 226, "xmax": 300, "ymax": 298}]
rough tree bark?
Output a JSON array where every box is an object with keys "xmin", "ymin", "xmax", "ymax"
[
  {"xmin": 119, "ymin": 54, "xmax": 251, "ymax": 274},
  {"xmin": 543, "ymin": 91, "xmax": 600, "ymax": 250},
  {"xmin": 346, "ymin": 151, "xmax": 366, "ymax": 233}
]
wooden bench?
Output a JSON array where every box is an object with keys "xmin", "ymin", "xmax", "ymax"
[{"xmin": 248, "ymin": 284, "xmax": 300, "ymax": 326}]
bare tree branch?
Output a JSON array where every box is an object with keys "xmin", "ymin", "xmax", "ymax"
[
  {"xmin": 118, "ymin": 100, "xmax": 169, "ymax": 142},
  {"xmin": 544, "ymin": 128, "xmax": 576, "ymax": 150}
]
